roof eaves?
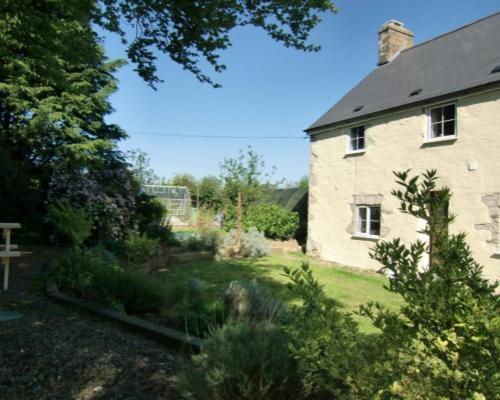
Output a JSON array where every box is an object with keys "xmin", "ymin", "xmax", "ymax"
[{"xmin": 305, "ymin": 80, "xmax": 500, "ymax": 135}]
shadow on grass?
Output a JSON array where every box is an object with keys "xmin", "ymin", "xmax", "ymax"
[{"xmin": 157, "ymin": 257, "xmax": 345, "ymax": 310}]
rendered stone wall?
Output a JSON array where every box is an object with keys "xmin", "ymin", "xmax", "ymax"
[{"xmin": 308, "ymin": 89, "xmax": 500, "ymax": 282}]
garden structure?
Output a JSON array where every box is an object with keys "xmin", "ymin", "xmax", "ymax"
[
  {"xmin": 142, "ymin": 185, "xmax": 191, "ymax": 224},
  {"xmin": 0, "ymin": 223, "xmax": 21, "ymax": 290}
]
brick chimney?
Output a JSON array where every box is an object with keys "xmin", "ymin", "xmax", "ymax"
[{"xmin": 378, "ymin": 20, "xmax": 414, "ymax": 66}]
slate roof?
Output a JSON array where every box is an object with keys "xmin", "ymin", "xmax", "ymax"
[{"xmin": 307, "ymin": 12, "xmax": 500, "ymax": 133}]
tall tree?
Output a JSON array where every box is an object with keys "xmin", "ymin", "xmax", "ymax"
[{"xmin": 0, "ymin": 1, "xmax": 128, "ymax": 236}]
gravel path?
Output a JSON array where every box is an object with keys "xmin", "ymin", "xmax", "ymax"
[{"xmin": 0, "ymin": 249, "xmax": 183, "ymax": 400}]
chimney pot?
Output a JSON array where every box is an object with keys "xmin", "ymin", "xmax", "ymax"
[{"xmin": 378, "ymin": 20, "xmax": 414, "ymax": 66}]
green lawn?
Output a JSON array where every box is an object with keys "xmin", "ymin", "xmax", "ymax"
[{"xmin": 159, "ymin": 252, "xmax": 403, "ymax": 333}]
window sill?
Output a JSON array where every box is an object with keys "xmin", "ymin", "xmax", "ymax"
[
  {"xmin": 351, "ymin": 233, "xmax": 380, "ymax": 241},
  {"xmin": 345, "ymin": 149, "xmax": 366, "ymax": 156},
  {"xmin": 423, "ymin": 135, "xmax": 457, "ymax": 144}
]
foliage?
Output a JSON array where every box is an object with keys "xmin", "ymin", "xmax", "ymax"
[
  {"xmin": 134, "ymin": 193, "xmax": 166, "ymax": 233},
  {"xmin": 53, "ymin": 248, "xmax": 166, "ymax": 313},
  {"xmin": 218, "ymin": 227, "xmax": 269, "ymax": 258},
  {"xmin": 46, "ymin": 153, "xmax": 140, "ymax": 240},
  {"xmin": 284, "ymin": 263, "xmax": 373, "ymax": 399},
  {"xmin": 93, "ymin": 0, "xmax": 338, "ymax": 87},
  {"xmin": 245, "ymin": 203, "xmax": 299, "ymax": 240},
  {"xmin": 278, "ymin": 171, "xmax": 500, "ymax": 399},
  {"xmin": 223, "ymin": 280, "xmax": 287, "ymax": 323},
  {"xmin": 169, "ymin": 173, "xmax": 199, "ymax": 199},
  {"xmin": 220, "ymin": 146, "xmax": 278, "ymax": 209},
  {"xmin": 126, "ymin": 148, "xmax": 160, "ymax": 185},
  {"xmin": 179, "ymin": 321, "xmax": 300, "ymax": 400},
  {"xmin": 298, "ymin": 176, "xmax": 309, "ymax": 190},
  {"xmin": 0, "ymin": 1, "xmax": 128, "ymax": 240},
  {"xmin": 53, "ymin": 249, "xmax": 113, "ymax": 295},
  {"xmin": 123, "ymin": 231, "xmax": 159, "ymax": 266},
  {"xmin": 92, "ymin": 267, "xmax": 166, "ymax": 313},
  {"xmin": 47, "ymin": 200, "xmax": 92, "ymax": 248},
  {"xmin": 176, "ymin": 230, "xmax": 221, "ymax": 252},
  {"xmin": 361, "ymin": 170, "xmax": 500, "ymax": 399},
  {"xmin": 198, "ymin": 176, "xmax": 223, "ymax": 209}
]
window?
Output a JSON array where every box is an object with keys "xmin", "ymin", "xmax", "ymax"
[
  {"xmin": 349, "ymin": 125, "xmax": 365, "ymax": 152},
  {"xmin": 428, "ymin": 104, "xmax": 456, "ymax": 140},
  {"xmin": 356, "ymin": 206, "xmax": 381, "ymax": 236}
]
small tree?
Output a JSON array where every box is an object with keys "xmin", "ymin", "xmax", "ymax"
[
  {"xmin": 362, "ymin": 170, "xmax": 499, "ymax": 398},
  {"xmin": 220, "ymin": 146, "xmax": 279, "ymax": 210},
  {"xmin": 126, "ymin": 149, "xmax": 160, "ymax": 186}
]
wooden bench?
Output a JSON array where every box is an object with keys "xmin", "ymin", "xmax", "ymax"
[{"xmin": 0, "ymin": 223, "xmax": 21, "ymax": 290}]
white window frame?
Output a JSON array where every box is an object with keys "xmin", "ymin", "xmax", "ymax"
[
  {"xmin": 425, "ymin": 103, "xmax": 457, "ymax": 143},
  {"xmin": 355, "ymin": 205, "xmax": 381, "ymax": 238},
  {"xmin": 347, "ymin": 125, "xmax": 366, "ymax": 154}
]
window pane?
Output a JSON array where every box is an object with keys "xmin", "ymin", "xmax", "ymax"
[
  {"xmin": 432, "ymin": 122, "xmax": 442, "ymax": 138},
  {"xmin": 358, "ymin": 136, "xmax": 365, "ymax": 150},
  {"xmin": 443, "ymin": 105, "xmax": 455, "ymax": 121},
  {"xmin": 369, "ymin": 206, "xmax": 381, "ymax": 236},
  {"xmin": 443, "ymin": 120, "xmax": 455, "ymax": 136},
  {"xmin": 370, "ymin": 206, "xmax": 380, "ymax": 221},
  {"xmin": 351, "ymin": 136, "xmax": 358, "ymax": 150},
  {"xmin": 358, "ymin": 207, "xmax": 367, "ymax": 233},
  {"xmin": 369, "ymin": 220, "xmax": 380, "ymax": 236},
  {"xmin": 431, "ymin": 107, "xmax": 442, "ymax": 123}
]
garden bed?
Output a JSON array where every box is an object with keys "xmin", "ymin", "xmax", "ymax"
[{"xmin": 0, "ymin": 255, "xmax": 182, "ymax": 400}]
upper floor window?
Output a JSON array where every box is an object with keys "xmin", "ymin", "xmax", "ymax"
[
  {"xmin": 428, "ymin": 104, "xmax": 456, "ymax": 140},
  {"xmin": 357, "ymin": 205, "xmax": 380, "ymax": 237},
  {"xmin": 349, "ymin": 125, "xmax": 365, "ymax": 152}
]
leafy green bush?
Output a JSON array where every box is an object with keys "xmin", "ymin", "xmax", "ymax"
[
  {"xmin": 123, "ymin": 230, "xmax": 159, "ymax": 265},
  {"xmin": 92, "ymin": 267, "xmax": 166, "ymax": 313},
  {"xmin": 223, "ymin": 280, "xmax": 287, "ymax": 323},
  {"xmin": 53, "ymin": 249, "xmax": 111, "ymax": 294},
  {"xmin": 179, "ymin": 321, "xmax": 300, "ymax": 400},
  {"xmin": 53, "ymin": 248, "xmax": 166, "ymax": 313},
  {"xmin": 218, "ymin": 227, "xmax": 268, "ymax": 258},
  {"xmin": 361, "ymin": 170, "xmax": 500, "ymax": 399},
  {"xmin": 48, "ymin": 200, "xmax": 92, "ymax": 248},
  {"xmin": 284, "ymin": 264, "xmax": 372, "ymax": 399},
  {"xmin": 176, "ymin": 230, "xmax": 221, "ymax": 252},
  {"xmin": 281, "ymin": 171, "xmax": 500, "ymax": 399},
  {"xmin": 245, "ymin": 203, "xmax": 299, "ymax": 240},
  {"xmin": 135, "ymin": 193, "xmax": 166, "ymax": 234}
]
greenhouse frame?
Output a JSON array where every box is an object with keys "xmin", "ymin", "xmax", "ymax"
[{"xmin": 142, "ymin": 185, "xmax": 191, "ymax": 223}]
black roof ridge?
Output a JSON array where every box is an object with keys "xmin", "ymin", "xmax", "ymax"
[{"xmin": 400, "ymin": 10, "xmax": 500, "ymax": 55}]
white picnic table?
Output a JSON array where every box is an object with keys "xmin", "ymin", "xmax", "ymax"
[{"xmin": 0, "ymin": 223, "xmax": 21, "ymax": 290}]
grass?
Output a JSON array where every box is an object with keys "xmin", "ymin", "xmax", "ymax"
[{"xmin": 159, "ymin": 251, "xmax": 403, "ymax": 333}]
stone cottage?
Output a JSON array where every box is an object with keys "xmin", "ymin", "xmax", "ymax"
[{"xmin": 306, "ymin": 12, "xmax": 500, "ymax": 282}]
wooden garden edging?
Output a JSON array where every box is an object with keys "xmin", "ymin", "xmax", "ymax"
[{"xmin": 45, "ymin": 282, "xmax": 203, "ymax": 353}]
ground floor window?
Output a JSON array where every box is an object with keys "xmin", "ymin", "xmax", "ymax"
[{"xmin": 357, "ymin": 205, "xmax": 381, "ymax": 236}]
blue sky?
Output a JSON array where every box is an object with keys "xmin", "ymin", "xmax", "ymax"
[{"xmin": 103, "ymin": 0, "xmax": 499, "ymax": 184}]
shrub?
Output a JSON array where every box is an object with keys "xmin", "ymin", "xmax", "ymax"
[
  {"xmin": 52, "ymin": 248, "xmax": 111, "ymax": 294},
  {"xmin": 282, "ymin": 170, "xmax": 500, "ymax": 399},
  {"xmin": 53, "ymin": 248, "xmax": 166, "ymax": 313},
  {"xmin": 223, "ymin": 280, "xmax": 287, "ymax": 323},
  {"xmin": 48, "ymin": 200, "xmax": 92, "ymax": 248},
  {"xmin": 361, "ymin": 170, "xmax": 500, "ymax": 399},
  {"xmin": 245, "ymin": 203, "xmax": 299, "ymax": 240},
  {"xmin": 284, "ymin": 264, "xmax": 372, "ymax": 399},
  {"xmin": 135, "ymin": 193, "xmax": 166, "ymax": 233},
  {"xmin": 218, "ymin": 227, "xmax": 268, "ymax": 258},
  {"xmin": 123, "ymin": 230, "xmax": 159, "ymax": 265},
  {"xmin": 179, "ymin": 321, "xmax": 301, "ymax": 400},
  {"xmin": 177, "ymin": 230, "xmax": 221, "ymax": 252},
  {"xmin": 92, "ymin": 268, "xmax": 166, "ymax": 313}
]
